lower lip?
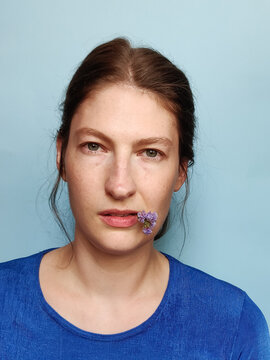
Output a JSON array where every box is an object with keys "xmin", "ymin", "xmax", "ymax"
[{"xmin": 99, "ymin": 215, "xmax": 138, "ymax": 228}]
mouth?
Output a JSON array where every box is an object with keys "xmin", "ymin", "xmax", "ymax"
[
  {"xmin": 99, "ymin": 209, "xmax": 138, "ymax": 228},
  {"xmin": 103, "ymin": 213, "xmax": 137, "ymax": 217},
  {"xmin": 99, "ymin": 209, "xmax": 138, "ymax": 216}
]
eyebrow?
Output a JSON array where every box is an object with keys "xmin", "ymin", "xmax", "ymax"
[{"xmin": 75, "ymin": 127, "xmax": 173, "ymax": 147}]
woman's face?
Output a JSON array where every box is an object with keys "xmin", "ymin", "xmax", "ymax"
[{"xmin": 57, "ymin": 84, "xmax": 186, "ymax": 255}]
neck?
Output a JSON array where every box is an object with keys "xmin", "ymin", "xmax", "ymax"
[{"xmin": 58, "ymin": 230, "xmax": 168, "ymax": 303}]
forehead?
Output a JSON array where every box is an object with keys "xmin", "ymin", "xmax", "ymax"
[{"xmin": 70, "ymin": 84, "xmax": 179, "ymax": 141}]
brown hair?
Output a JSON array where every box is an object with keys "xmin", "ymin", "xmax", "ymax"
[{"xmin": 49, "ymin": 37, "xmax": 196, "ymax": 248}]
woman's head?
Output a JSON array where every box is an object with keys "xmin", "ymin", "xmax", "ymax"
[{"xmin": 50, "ymin": 37, "xmax": 196, "ymax": 245}]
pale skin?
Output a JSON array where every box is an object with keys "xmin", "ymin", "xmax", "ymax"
[{"xmin": 39, "ymin": 83, "xmax": 187, "ymax": 334}]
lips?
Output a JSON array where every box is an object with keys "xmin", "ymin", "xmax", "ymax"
[
  {"xmin": 99, "ymin": 209, "xmax": 138, "ymax": 228},
  {"xmin": 105, "ymin": 214, "xmax": 134, "ymax": 217},
  {"xmin": 99, "ymin": 209, "xmax": 138, "ymax": 216}
]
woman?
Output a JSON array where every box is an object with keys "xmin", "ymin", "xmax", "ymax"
[{"xmin": 0, "ymin": 37, "xmax": 269, "ymax": 359}]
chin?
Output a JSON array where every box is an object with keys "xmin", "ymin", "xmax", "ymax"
[{"xmin": 91, "ymin": 231, "xmax": 152, "ymax": 256}]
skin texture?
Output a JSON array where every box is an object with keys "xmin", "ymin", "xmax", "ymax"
[
  {"xmin": 60, "ymin": 84, "xmax": 185, "ymax": 254},
  {"xmin": 39, "ymin": 83, "xmax": 187, "ymax": 333}
]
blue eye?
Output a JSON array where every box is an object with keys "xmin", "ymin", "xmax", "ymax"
[{"xmin": 87, "ymin": 142, "xmax": 100, "ymax": 151}]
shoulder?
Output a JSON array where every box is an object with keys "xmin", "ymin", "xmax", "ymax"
[
  {"xmin": 0, "ymin": 252, "xmax": 36, "ymax": 277},
  {"xmin": 231, "ymin": 292, "xmax": 270, "ymax": 358},
  {"xmin": 0, "ymin": 250, "xmax": 43, "ymax": 274},
  {"xmin": 167, "ymin": 253, "xmax": 247, "ymax": 309},
  {"xmin": 0, "ymin": 248, "xmax": 54, "ymax": 298},
  {"xmin": 166, "ymin": 253, "xmax": 270, "ymax": 358}
]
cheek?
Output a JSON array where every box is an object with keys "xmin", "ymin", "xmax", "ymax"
[
  {"xmin": 153, "ymin": 183, "xmax": 174, "ymax": 209},
  {"xmin": 140, "ymin": 168, "xmax": 176, "ymax": 215},
  {"xmin": 65, "ymin": 161, "xmax": 104, "ymax": 211}
]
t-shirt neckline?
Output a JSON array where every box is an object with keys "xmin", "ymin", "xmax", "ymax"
[{"xmin": 35, "ymin": 247, "xmax": 176, "ymax": 342}]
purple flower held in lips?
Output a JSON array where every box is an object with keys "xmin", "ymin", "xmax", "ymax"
[{"xmin": 137, "ymin": 210, "xmax": 158, "ymax": 234}]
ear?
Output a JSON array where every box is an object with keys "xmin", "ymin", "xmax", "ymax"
[
  {"xmin": 56, "ymin": 136, "xmax": 67, "ymax": 182},
  {"xmin": 173, "ymin": 160, "xmax": 188, "ymax": 192}
]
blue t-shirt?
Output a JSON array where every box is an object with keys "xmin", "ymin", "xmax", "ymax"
[{"xmin": 0, "ymin": 247, "xmax": 269, "ymax": 359}]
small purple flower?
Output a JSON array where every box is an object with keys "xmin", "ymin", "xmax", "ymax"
[{"xmin": 137, "ymin": 210, "xmax": 158, "ymax": 234}]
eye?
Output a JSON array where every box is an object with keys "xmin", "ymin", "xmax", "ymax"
[
  {"xmin": 86, "ymin": 142, "xmax": 100, "ymax": 152},
  {"xmin": 141, "ymin": 148, "xmax": 164, "ymax": 161},
  {"xmin": 145, "ymin": 149, "xmax": 158, "ymax": 157}
]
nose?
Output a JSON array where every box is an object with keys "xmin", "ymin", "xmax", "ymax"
[{"xmin": 105, "ymin": 157, "xmax": 136, "ymax": 200}]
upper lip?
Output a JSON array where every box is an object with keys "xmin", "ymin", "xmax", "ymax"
[{"xmin": 99, "ymin": 209, "xmax": 138, "ymax": 216}]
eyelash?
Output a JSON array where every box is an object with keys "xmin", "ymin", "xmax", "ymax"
[
  {"xmin": 81, "ymin": 142, "xmax": 164, "ymax": 160},
  {"xmin": 84, "ymin": 142, "xmax": 103, "ymax": 153}
]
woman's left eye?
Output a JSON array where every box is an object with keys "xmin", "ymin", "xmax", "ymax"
[
  {"xmin": 143, "ymin": 149, "xmax": 163, "ymax": 160},
  {"xmin": 87, "ymin": 142, "xmax": 100, "ymax": 151},
  {"xmin": 82, "ymin": 142, "xmax": 102, "ymax": 153},
  {"xmin": 145, "ymin": 149, "xmax": 158, "ymax": 157}
]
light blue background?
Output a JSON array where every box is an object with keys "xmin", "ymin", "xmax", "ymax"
[{"xmin": 1, "ymin": 1, "xmax": 269, "ymax": 324}]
